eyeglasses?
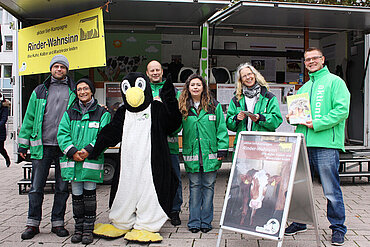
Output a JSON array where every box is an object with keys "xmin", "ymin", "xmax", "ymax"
[
  {"xmin": 52, "ymin": 65, "xmax": 67, "ymax": 70},
  {"xmin": 304, "ymin": 56, "xmax": 322, "ymax": 63},
  {"xmin": 77, "ymin": 87, "xmax": 90, "ymax": 92},
  {"xmin": 241, "ymin": 72, "xmax": 254, "ymax": 78}
]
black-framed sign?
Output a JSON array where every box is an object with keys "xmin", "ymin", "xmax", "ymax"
[{"xmin": 104, "ymin": 82, "xmax": 123, "ymax": 117}]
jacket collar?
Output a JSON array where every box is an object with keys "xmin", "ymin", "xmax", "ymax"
[
  {"xmin": 308, "ymin": 66, "xmax": 330, "ymax": 81},
  {"xmin": 43, "ymin": 74, "xmax": 75, "ymax": 91},
  {"xmin": 72, "ymin": 98, "xmax": 98, "ymax": 113}
]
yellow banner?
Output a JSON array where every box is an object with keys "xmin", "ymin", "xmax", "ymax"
[{"xmin": 18, "ymin": 8, "xmax": 106, "ymax": 75}]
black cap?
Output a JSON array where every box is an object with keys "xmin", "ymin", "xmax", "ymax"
[{"xmin": 76, "ymin": 78, "xmax": 95, "ymax": 95}]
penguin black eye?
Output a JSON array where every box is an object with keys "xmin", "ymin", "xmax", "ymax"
[
  {"xmin": 135, "ymin": 77, "xmax": 146, "ymax": 91},
  {"xmin": 121, "ymin": 80, "xmax": 131, "ymax": 94}
]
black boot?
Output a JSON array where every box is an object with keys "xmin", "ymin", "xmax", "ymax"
[
  {"xmin": 82, "ymin": 189, "xmax": 96, "ymax": 245},
  {"xmin": 71, "ymin": 194, "xmax": 84, "ymax": 243},
  {"xmin": 170, "ymin": 211, "xmax": 181, "ymax": 226}
]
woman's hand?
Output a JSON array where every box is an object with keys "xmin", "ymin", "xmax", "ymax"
[
  {"xmin": 249, "ymin": 114, "xmax": 260, "ymax": 122},
  {"xmin": 237, "ymin": 112, "xmax": 247, "ymax": 121}
]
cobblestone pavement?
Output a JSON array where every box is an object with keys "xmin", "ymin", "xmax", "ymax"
[{"xmin": 1, "ymin": 139, "xmax": 369, "ymax": 247}]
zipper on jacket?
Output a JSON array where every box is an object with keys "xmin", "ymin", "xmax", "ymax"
[
  {"xmin": 333, "ymin": 128, "xmax": 335, "ymax": 142},
  {"xmin": 307, "ymin": 76, "xmax": 315, "ymax": 138}
]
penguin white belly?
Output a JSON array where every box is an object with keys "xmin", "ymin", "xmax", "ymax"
[{"xmin": 109, "ymin": 105, "xmax": 168, "ymax": 232}]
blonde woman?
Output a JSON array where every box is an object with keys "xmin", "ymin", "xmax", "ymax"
[{"xmin": 226, "ymin": 62, "xmax": 282, "ymax": 147}]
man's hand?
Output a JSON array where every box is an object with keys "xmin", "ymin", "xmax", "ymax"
[
  {"xmin": 217, "ymin": 157, "xmax": 224, "ymax": 161},
  {"xmin": 302, "ymin": 120, "xmax": 313, "ymax": 129},
  {"xmin": 79, "ymin": 149, "xmax": 89, "ymax": 159},
  {"xmin": 73, "ymin": 152, "xmax": 84, "ymax": 162},
  {"xmin": 100, "ymin": 104, "xmax": 109, "ymax": 111},
  {"xmin": 237, "ymin": 112, "xmax": 247, "ymax": 121},
  {"xmin": 20, "ymin": 152, "xmax": 27, "ymax": 159},
  {"xmin": 249, "ymin": 114, "xmax": 260, "ymax": 122},
  {"xmin": 286, "ymin": 114, "xmax": 290, "ymax": 123}
]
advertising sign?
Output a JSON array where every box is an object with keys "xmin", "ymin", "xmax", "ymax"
[
  {"xmin": 104, "ymin": 82, "xmax": 122, "ymax": 117},
  {"xmin": 217, "ymin": 132, "xmax": 320, "ymax": 247},
  {"xmin": 18, "ymin": 8, "xmax": 106, "ymax": 75}
]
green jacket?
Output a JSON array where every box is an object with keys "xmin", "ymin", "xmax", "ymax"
[
  {"xmin": 226, "ymin": 86, "xmax": 283, "ymax": 146},
  {"xmin": 294, "ymin": 66, "xmax": 350, "ymax": 151},
  {"xmin": 182, "ymin": 101, "xmax": 229, "ymax": 173},
  {"xmin": 150, "ymin": 80, "xmax": 182, "ymax": 154},
  {"xmin": 57, "ymin": 100, "xmax": 111, "ymax": 183},
  {"xmin": 18, "ymin": 76, "xmax": 76, "ymax": 159}
]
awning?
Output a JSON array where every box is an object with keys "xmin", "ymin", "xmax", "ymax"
[
  {"xmin": 207, "ymin": 1, "xmax": 370, "ymax": 38},
  {"xmin": 0, "ymin": 0, "xmax": 229, "ymax": 31}
]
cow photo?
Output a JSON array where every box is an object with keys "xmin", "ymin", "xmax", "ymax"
[{"xmin": 223, "ymin": 158, "xmax": 292, "ymax": 236}]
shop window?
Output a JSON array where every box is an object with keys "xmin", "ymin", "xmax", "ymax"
[{"xmin": 2, "ymin": 65, "xmax": 12, "ymax": 88}]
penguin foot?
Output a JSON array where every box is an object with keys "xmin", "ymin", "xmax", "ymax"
[
  {"xmin": 93, "ymin": 223, "xmax": 130, "ymax": 239},
  {"xmin": 124, "ymin": 229, "xmax": 163, "ymax": 243}
]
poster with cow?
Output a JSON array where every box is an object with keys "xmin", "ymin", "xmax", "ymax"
[{"xmin": 221, "ymin": 132, "xmax": 298, "ymax": 239}]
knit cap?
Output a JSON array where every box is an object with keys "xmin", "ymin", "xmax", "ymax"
[
  {"xmin": 76, "ymin": 78, "xmax": 95, "ymax": 95},
  {"xmin": 50, "ymin": 54, "xmax": 69, "ymax": 71}
]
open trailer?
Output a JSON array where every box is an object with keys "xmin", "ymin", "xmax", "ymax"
[{"xmin": 1, "ymin": 0, "xmax": 370, "ymax": 184}]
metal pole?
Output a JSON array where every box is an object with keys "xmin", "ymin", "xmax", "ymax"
[
  {"xmin": 216, "ymin": 228, "xmax": 223, "ymax": 247},
  {"xmin": 12, "ymin": 19, "xmax": 21, "ymax": 161}
]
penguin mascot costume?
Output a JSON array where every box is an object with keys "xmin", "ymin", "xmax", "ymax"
[{"xmin": 89, "ymin": 72, "xmax": 181, "ymax": 243}]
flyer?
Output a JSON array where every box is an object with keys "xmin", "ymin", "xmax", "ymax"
[{"xmin": 286, "ymin": 93, "xmax": 312, "ymax": 124}]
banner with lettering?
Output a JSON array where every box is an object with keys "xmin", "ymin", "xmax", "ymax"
[{"xmin": 18, "ymin": 7, "xmax": 106, "ymax": 75}]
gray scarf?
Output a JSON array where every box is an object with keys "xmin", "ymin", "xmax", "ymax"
[
  {"xmin": 79, "ymin": 97, "xmax": 95, "ymax": 115},
  {"xmin": 243, "ymin": 83, "xmax": 261, "ymax": 98}
]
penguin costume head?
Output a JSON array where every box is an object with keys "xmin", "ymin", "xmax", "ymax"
[{"xmin": 121, "ymin": 72, "xmax": 153, "ymax": 112}]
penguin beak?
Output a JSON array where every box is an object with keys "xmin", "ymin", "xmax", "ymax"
[{"xmin": 126, "ymin": 87, "xmax": 145, "ymax": 107}]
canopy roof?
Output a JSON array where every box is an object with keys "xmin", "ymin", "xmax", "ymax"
[{"xmin": 1, "ymin": 0, "xmax": 369, "ymax": 37}]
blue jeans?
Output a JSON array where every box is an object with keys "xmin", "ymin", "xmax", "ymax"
[
  {"xmin": 170, "ymin": 154, "xmax": 183, "ymax": 212},
  {"xmin": 293, "ymin": 147, "xmax": 346, "ymax": 234},
  {"xmin": 27, "ymin": 146, "xmax": 69, "ymax": 227},
  {"xmin": 71, "ymin": 181, "xmax": 96, "ymax": 196},
  {"xmin": 187, "ymin": 170, "xmax": 217, "ymax": 229}
]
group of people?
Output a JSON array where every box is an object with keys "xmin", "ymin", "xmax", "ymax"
[{"xmin": 17, "ymin": 46, "xmax": 350, "ymax": 246}]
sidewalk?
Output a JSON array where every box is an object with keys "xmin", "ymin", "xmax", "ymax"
[{"xmin": 0, "ymin": 139, "xmax": 369, "ymax": 246}]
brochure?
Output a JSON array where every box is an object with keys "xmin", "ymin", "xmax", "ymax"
[{"xmin": 286, "ymin": 93, "xmax": 312, "ymax": 124}]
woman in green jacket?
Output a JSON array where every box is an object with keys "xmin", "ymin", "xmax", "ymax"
[
  {"xmin": 57, "ymin": 78, "xmax": 111, "ymax": 244},
  {"xmin": 179, "ymin": 74, "xmax": 229, "ymax": 234},
  {"xmin": 226, "ymin": 62, "xmax": 283, "ymax": 147}
]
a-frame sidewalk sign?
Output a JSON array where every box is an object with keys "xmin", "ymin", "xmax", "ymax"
[{"xmin": 216, "ymin": 131, "xmax": 320, "ymax": 247}]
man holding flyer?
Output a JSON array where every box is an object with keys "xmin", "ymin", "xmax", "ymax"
[{"xmin": 285, "ymin": 47, "xmax": 350, "ymax": 246}]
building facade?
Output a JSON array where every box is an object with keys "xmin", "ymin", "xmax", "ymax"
[{"xmin": 0, "ymin": 7, "xmax": 15, "ymax": 117}]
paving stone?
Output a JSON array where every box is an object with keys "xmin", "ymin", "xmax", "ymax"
[{"xmin": 1, "ymin": 140, "xmax": 370, "ymax": 247}]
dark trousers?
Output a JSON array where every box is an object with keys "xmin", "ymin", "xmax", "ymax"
[
  {"xmin": 26, "ymin": 146, "xmax": 69, "ymax": 227},
  {"xmin": 0, "ymin": 140, "xmax": 10, "ymax": 164}
]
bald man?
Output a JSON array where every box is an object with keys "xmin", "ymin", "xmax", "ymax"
[{"xmin": 146, "ymin": 60, "xmax": 183, "ymax": 226}]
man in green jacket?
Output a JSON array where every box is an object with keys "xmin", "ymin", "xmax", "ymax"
[
  {"xmin": 285, "ymin": 47, "xmax": 350, "ymax": 246},
  {"xmin": 18, "ymin": 54, "xmax": 76, "ymax": 240},
  {"xmin": 146, "ymin": 60, "xmax": 182, "ymax": 226}
]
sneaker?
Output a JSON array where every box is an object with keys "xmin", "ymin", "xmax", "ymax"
[
  {"xmin": 170, "ymin": 211, "xmax": 181, "ymax": 226},
  {"xmin": 284, "ymin": 223, "xmax": 307, "ymax": 236},
  {"xmin": 21, "ymin": 226, "xmax": 40, "ymax": 240},
  {"xmin": 51, "ymin": 226, "xmax": 69, "ymax": 237},
  {"xmin": 6, "ymin": 160, "xmax": 10, "ymax": 167},
  {"xmin": 331, "ymin": 230, "xmax": 345, "ymax": 246}
]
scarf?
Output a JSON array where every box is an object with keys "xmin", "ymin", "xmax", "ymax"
[{"xmin": 243, "ymin": 83, "xmax": 261, "ymax": 98}]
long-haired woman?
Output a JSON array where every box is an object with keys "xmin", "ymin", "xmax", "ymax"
[
  {"xmin": 178, "ymin": 74, "xmax": 229, "ymax": 233},
  {"xmin": 226, "ymin": 62, "xmax": 282, "ymax": 147}
]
